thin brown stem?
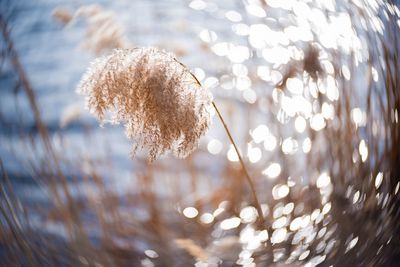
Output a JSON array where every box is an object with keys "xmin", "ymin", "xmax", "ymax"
[
  {"xmin": 212, "ymin": 101, "xmax": 265, "ymax": 226},
  {"xmin": 173, "ymin": 56, "xmax": 265, "ymax": 225}
]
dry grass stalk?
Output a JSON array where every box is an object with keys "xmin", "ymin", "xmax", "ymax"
[
  {"xmin": 77, "ymin": 46, "xmax": 265, "ymax": 224},
  {"xmin": 174, "ymin": 239, "xmax": 208, "ymax": 262},
  {"xmin": 77, "ymin": 48, "xmax": 264, "ymax": 224}
]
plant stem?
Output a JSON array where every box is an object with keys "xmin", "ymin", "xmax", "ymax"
[
  {"xmin": 175, "ymin": 57, "xmax": 265, "ymax": 225},
  {"xmin": 212, "ymin": 101, "xmax": 265, "ymax": 225}
]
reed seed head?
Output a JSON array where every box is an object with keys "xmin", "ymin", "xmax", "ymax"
[{"xmin": 77, "ymin": 47, "xmax": 212, "ymax": 161}]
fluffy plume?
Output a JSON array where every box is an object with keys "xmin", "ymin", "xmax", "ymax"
[
  {"xmin": 77, "ymin": 47, "xmax": 212, "ymax": 160},
  {"xmin": 53, "ymin": 4, "xmax": 128, "ymax": 55},
  {"xmin": 74, "ymin": 5, "xmax": 127, "ymax": 54},
  {"xmin": 52, "ymin": 7, "xmax": 73, "ymax": 25}
]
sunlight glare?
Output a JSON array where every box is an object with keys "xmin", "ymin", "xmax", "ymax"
[
  {"xmin": 251, "ymin": 124, "xmax": 269, "ymax": 143},
  {"xmin": 263, "ymin": 162, "xmax": 281, "ymax": 179},
  {"xmin": 207, "ymin": 139, "xmax": 223, "ymax": 155},
  {"xmin": 227, "ymin": 145, "xmax": 239, "ymax": 162},
  {"xmin": 295, "ymin": 116, "xmax": 307, "ymax": 133},
  {"xmin": 271, "ymin": 228, "xmax": 287, "ymax": 244},
  {"xmin": 316, "ymin": 172, "xmax": 331, "ymax": 188},
  {"xmin": 272, "ymin": 184, "xmax": 290, "ymax": 200},
  {"xmin": 240, "ymin": 206, "xmax": 258, "ymax": 223},
  {"xmin": 310, "ymin": 113, "xmax": 326, "ymax": 131},
  {"xmin": 183, "ymin": 207, "xmax": 199, "ymax": 218},
  {"xmin": 359, "ymin": 139, "xmax": 368, "ymax": 162},
  {"xmin": 220, "ymin": 217, "xmax": 241, "ymax": 230}
]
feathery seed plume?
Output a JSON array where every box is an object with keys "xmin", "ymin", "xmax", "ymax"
[
  {"xmin": 53, "ymin": 4, "xmax": 128, "ymax": 55},
  {"xmin": 77, "ymin": 47, "xmax": 212, "ymax": 161}
]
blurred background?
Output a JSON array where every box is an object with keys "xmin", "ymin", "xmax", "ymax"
[{"xmin": 0, "ymin": 0, "xmax": 399, "ymax": 266}]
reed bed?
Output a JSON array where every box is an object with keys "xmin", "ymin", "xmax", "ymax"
[{"xmin": 1, "ymin": 1, "xmax": 399, "ymax": 266}]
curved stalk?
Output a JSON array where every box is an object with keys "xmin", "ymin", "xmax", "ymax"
[
  {"xmin": 173, "ymin": 57, "xmax": 265, "ymax": 225},
  {"xmin": 212, "ymin": 101, "xmax": 265, "ymax": 225}
]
